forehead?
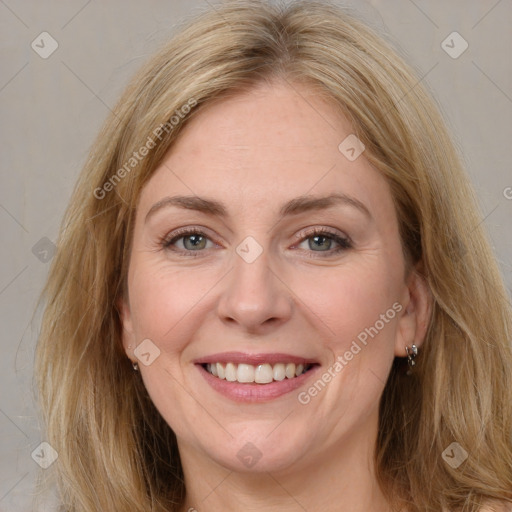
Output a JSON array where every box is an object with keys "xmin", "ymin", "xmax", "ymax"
[
  {"xmin": 168, "ymin": 81, "xmax": 350, "ymax": 168},
  {"xmin": 138, "ymin": 80, "xmax": 395, "ymax": 222}
]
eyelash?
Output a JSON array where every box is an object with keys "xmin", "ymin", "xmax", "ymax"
[{"xmin": 161, "ymin": 226, "xmax": 352, "ymax": 259}]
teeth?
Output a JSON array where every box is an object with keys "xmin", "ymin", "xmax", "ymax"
[
  {"xmin": 237, "ymin": 363, "xmax": 254, "ymax": 383},
  {"xmin": 225, "ymin": 362, "xmax": 237, "ymax": 382},
  {"xmin": 273, "ymin": 363, "xmax": 286, "ymax": 381},
  {"xmin": 205, "ymin": 362, "xmax": 311, "ymax": 383},
  {"xmin": 255, "ymin": 363, "xmax": 273, "ymax": 384}
]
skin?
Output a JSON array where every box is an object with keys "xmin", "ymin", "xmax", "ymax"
[{"xmin": 120, "ymin": 79, "xmax": 431, "ymax": 511}]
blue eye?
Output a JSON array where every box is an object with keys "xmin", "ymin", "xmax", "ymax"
[
  {"xmin": 162, "ymin": 228, "xmax": 213, "ymax": 254},
  {"xmin": 161, "ymin": 227, "xmax": 352, "ymax": 258},
  {"xmin": 295, "ymin": 228, "xmax": 352, "ymax": 256}
]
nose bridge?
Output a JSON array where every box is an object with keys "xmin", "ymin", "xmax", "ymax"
[{"xmin": 216, "ymin": 235, "xmax": 293, "ymax": 330}]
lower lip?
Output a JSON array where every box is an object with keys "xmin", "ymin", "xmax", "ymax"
[{"xmin": 196, "ymin": 364, "xmax": 320, "ymax": 403}]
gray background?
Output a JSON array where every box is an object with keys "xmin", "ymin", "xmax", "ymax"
[{"xmin": 1, "ymin": 0, "xmax": 511, "ymax": 510}]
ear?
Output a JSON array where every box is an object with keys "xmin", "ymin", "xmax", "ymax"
[
  {"xmin": 117, "ymin": 296, "xmax": 136, "ymax": 360},
  {"xmin": 394, "ymin": 267, "xmax": 432, "ymax": 357}
]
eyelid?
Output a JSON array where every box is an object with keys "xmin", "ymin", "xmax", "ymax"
[
  {"xmin": 292, "ymin": 226, "xmax": 352, "ymax": 256},
  {"xmin": 294, "ymin": 225, "xmax": 349, "ymax": 242},
  {"xmin": 161, "ymin": 225, "xmax": 217, "ymax": 248},
  {"xmin": 160, "ymin": 224, "xmax": 352, "ymax": 257}
]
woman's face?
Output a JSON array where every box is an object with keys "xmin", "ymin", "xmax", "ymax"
[{"xmin": 120, "ymin": 80, "xmax": 429, "ymax": 476}]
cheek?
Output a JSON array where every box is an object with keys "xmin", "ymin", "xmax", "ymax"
[
  {"xmin": 293, "ymin": 261, "xmax": 400, "ymax": 366},
  {"xmin": 127, "ymin": 263, "xmax": 213, "ymax": 434},
  {"xmin": 128, "ymin": 261, "xmax": 219, "ymax": 352}
]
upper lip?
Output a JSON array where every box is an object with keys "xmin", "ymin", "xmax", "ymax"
[{"xmin": 194, "ymin": 352, "xmax": 319, "ymax": 366}]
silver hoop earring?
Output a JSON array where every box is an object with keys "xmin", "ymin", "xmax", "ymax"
[
  {"xmin": 405, "ymin": 344, "xmax": 418, "ymax": 375},
  {"xmin": 132, "ymin": 361, "xmax": 139, "ymax": 371}
]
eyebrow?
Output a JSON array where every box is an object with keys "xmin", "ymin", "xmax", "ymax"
[{"xmin": 144, "ymin": 192, "xmax": 372, "ymax": 223}]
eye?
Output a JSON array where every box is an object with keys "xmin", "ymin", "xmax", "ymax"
[
  {"xmin": 162, "ymin": 227, "xmax": 216, "ymax": 255},
  {"xmin": 295, "ymin": 227, "xmax": 352, "ymax": 257},
  {"xmin": 161, "ymin": 226, "xmax": 352, "ymax": 258}
]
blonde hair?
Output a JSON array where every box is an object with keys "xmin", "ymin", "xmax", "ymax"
[{"xmin": 34, "ymin": 1, "xmax": 512, "ymax": 511}]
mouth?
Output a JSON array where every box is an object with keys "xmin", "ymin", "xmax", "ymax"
[
  {"xmin": 202, "ymin": 361, "xmax": 314, "ymax": 383},
  {"xmin": 194, "ymin": 352, "xmax": 320, "ymax": 402}
]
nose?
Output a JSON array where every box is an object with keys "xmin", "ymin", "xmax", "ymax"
[{"xmin": 216, "ymin": 244, "xmax": 293, "ymax": 334}]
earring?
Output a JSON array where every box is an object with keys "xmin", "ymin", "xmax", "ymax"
[
  {"xmin": 405, "ymin": 344, "xmax": 418, "ymax": 375},
  {"xmin": 132, "ymin": 360, "xmax": 139, "ymax": 371}
]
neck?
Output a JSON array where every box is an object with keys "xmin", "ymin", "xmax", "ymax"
[{"xmin": 177, "ymin": 411, "xmax": 393, "ymax": 512}]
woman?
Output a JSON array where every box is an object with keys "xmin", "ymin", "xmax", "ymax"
[{"xmin": 35, "ymin": 1, "xmax": 512, "ymax": 511}]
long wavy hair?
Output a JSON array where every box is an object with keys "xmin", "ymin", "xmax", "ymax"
[{"xmin": 34, "ymin": 1, "xmax": 512, "ymax": 510}]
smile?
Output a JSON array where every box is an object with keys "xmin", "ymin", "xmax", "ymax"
[
  {"xmin": 204, "ymin": 362, "xmax": 313, "ymax": 383},
  {"xmin": 195, "ymin": 352, "xmax": 320, "ymax": 402}
]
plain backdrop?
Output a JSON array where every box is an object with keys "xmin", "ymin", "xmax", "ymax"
[{"xmin": 0, "ymin": 0, "xmax": 511, "ymax": 510}]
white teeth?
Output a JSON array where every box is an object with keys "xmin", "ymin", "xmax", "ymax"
[
  {"xmin": 225, "ymin": 362, "xmax": 237, "ymax": 382},
  {"xmin": 237, "ymin": 363, "xmax": 255, "ymax": 383},
  {"xmin": 255, "ymin": 364, "xmax": 273, "ymax": 384},
  {"xmin": 205, "ymin": 361, "xmax": 311, "ymax": 383},
  {"xmin": 273, "ymin": 363, "xmax": 286, "ymax": 381},
  {"xmin": 285, "ymin": 363, "xmax": 296, "ymax": 379}
]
